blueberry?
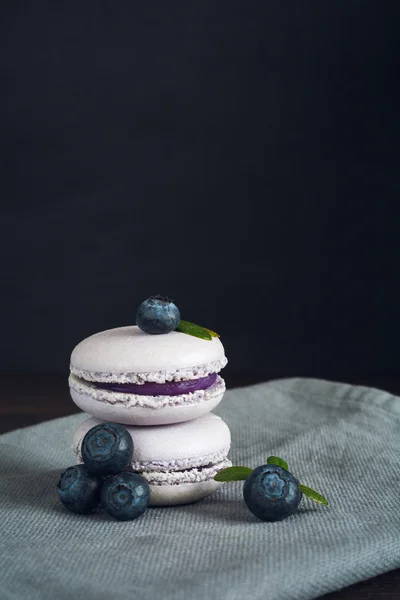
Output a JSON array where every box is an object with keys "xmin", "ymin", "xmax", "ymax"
[
  {"xmin": 101, "ymin": 472, "xmax": 150, "ymax": 521},
  {"xmin": 243, "ymin": 464, "xmax": 301, "ymax": 521},
  {"xmin": 57, "ymin": 465, "xmax": 102, "ymax": 514},
  {"xmin": 81, "ymin": 422, "xmax": 134, "ymax": 476},
  {"xmin": 136, "ymin": 295, "xmax": 180, "ymax": 335}
]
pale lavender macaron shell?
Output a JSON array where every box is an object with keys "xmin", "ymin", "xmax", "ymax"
[
  {"xmin": 70, "ymin": 326, "xmax": 226, "ymax": 379},
  {"xmin": 70, "ymin": 383, "xmax": 225, "ymax": 426}
]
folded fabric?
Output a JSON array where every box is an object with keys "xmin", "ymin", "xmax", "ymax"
[{"xmin": 1, "ymin": 378, "xmax": 400, "ymax": 600}]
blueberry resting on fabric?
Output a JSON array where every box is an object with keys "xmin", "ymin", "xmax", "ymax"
[
  {"xmin": 136, "ymin": 295, "xmax": 180, "ymax": 335},
  {"xmin": 101, "ymin": 472, "xmax": 150, "ymax": 521},
  {"xmin": 57, "ymin": 465, "xmax": 102, "ymax": 514},
  {"xmin": 81, "ymin": 422, "xmax": 134, "ymax": 476},
  {"xmin": 243, "ymin": 464, "xmax": 301, "ymax": 521}
]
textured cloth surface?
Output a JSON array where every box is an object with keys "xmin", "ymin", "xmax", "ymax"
[{"xmin": 1, "ymin": 378, "xmax": 400, "ymax": 600}]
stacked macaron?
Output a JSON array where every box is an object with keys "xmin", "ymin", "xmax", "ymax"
[{"xmin": 68, "ymin": 296, "xmax": 232, "ymax": 507}]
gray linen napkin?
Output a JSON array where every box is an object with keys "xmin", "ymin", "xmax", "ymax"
[{"xmin": 1, "ymin": 378, "xmax": 400, "ymax": 600}]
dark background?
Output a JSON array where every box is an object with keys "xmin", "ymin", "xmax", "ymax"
[
  {"xmin": 2, "ymin": 6, "xmax": 400, "ymax": 596},
  {"xmin": 2, "ymin": 1, "xmax": 399, "ymax": 389}
]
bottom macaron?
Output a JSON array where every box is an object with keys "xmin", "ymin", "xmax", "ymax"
[{"xmin": 72, "ymin": 413, "xmax": 232, "ymax": 506}]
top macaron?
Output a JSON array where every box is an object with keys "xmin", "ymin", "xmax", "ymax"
[{"xmin": 69, "ymin": 296, "xmax": 227, "ymax": 426}]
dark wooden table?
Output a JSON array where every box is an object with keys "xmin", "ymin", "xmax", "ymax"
[{"xmin": 1, "ymin": 374, "xmax": 399, "ymax": 599}]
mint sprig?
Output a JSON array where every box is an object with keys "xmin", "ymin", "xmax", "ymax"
[
  {"xmin": 205, "ymin": 327, "xmax": 220, "ymax": 338},
  {"xmin": 214, "ymin": 466, "xmax": 253, "ymax": 482},
  {"xmin": 267, "ymin": 456, "xmax": 289, "ymax": 471},
  {"xmin": 214, "ymin": 455, "xmax": 329, "ymax": 507},
  {"xmin": 215, "ymin": 457, "xmax": 287, "ymax": 482},
  {"xmin": 299, "ymin": 484, "xmax": 329, "ymax": 506},
  {"xmin": 176, "ymin": 320, "xmax": 219, "ymax": 341}
]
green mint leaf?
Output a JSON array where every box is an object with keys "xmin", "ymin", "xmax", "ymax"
[
  {"xmin": 205, "ymin": 328, "xmax": 220, "ymax": 338},
  {"xmin": 299, "ymin": 484, "xmax": 329, "ymax": 506},
  {"xmin": 213, "ymin": 466, "xmax": 253, "ymax": 482},
  {"xmin": 176, "ymin": 320, "xmax": 213, "ymax": 341},
  {"xmin": 267, "ymin": 456, "xmax": 289, "ymax": 471}
]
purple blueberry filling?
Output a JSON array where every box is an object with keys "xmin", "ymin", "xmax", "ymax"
[{"xmin": 95, "ymin": 372, "xmax": 218, "ymax": 396}]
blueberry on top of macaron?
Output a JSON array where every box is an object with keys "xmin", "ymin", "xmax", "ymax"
[
  {"xmin": 135, "ymin": 295, "xmax": 220, "ymax": 341},
  {"xmin": 136, "ymin": 295, "xmax": 180, "ymax": 335}
]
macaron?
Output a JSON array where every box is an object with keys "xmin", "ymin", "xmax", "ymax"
[
  {"xmin": 73, "ymin": 413, "xmax": 232, "ymax": 506},
  {"xmin": 69, "ymin": 326, "xmax": 227, "ymax": 426}
]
